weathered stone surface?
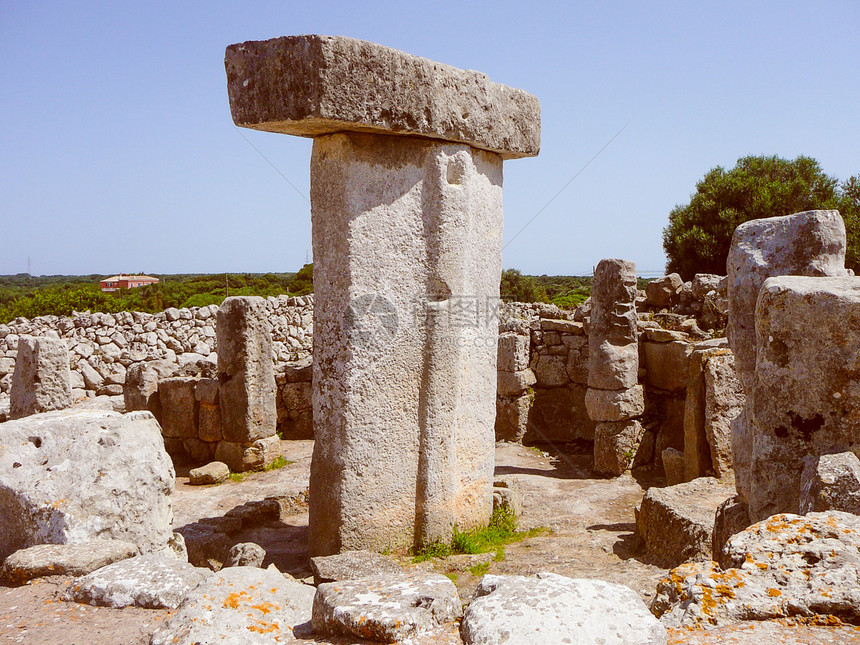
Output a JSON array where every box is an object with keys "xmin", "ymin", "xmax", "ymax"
[
  {"xmin": 64, "ymin": 553, "xmax": 208, "ymax": 609},
  {"xmin": 654, "ymin": 511, "xmax": 860, "ymax": 629},
  {"xmin": 123, "ymin": 359, "xmax": 175, "ymax": 417},
  {"xmin": 726, "ymin": 210, "xmax": 847, "ymax": 390},
  {"xmin": 594, "ymin": 420, "xmax": 643, "ymax": 475},
  {"xmin": 635, "ymin": 477, "xmax": 735, "ymax": 568},
  {"xmin": 196, "ymin": 402, "xmax": 222, "ymax": 442},
  {"xmin": 175, "ymin": 523, "xmax": 232, "ymax": 570},
  {"xmin": 497, "ymin": 332, "xmax": 530, "ymax": 372},
  {"xmin": 585, "ymin": 385, "xmax": 644, "ymax": 422},
  {"xmin": 0, "ymin": 540, "xmax": 138, "ymax": 586},
  {"xmin": 492, "ymin": 477, "xmax": 523, "ymax": 518},
  {"xmin": 189, "ymin": 461, "xmax": 230, "ymax": 485},
  {"xmin": 533, "ymin": 354, "xmax": 568, "ymax": 388},
  {"xmin": 564, "ymin": 335, "xmax": 589, "ymax": 384},
  {"xmin": 312, "ymin": 572, "xmax": 462, "ymax": 641},
  {"xmin": 308, "ymin": 132, "xmax": 501, "ymax": 555},
  {"xmin": 224, "ymin": 542, "xmax": 266, "ymax": 568},
  {"xmin": 642, "ymin": 340, "xmax": 692, "ymax": 392},
  {"xmin": 645, "ymin": 273, "xmax": 683, "ymax": 308},
  {"xmin": 541, "ymin": 318, "xmax": 584, "ymax": 334},
  {"xmin": 683, "ymin": 347, "xmax": 714, "ymax": 481},
  {"xmin": 800, "ymin": 451, "xmax": 860, "ymax": 515},
  {"xmin": 662, "ymin": 447, "xmax": 686, "ymax": 485},
  {"xmin": 158, "ymin": 377, "xmax": 198, "ymax": 439},
  {"xmin": 461, "ymin": 572, "xmax": 667, "ymax": 645},
  {"xmin": 310, "ymin": 549, "xmax": 402, "ymax": 586},
  {"xmin": 494, "ymin": 393, "xmax": 531, "ymax": 442},
  {"xmin": 748, "ymin": 276, "xmax": 860, "ymax": 522},
  {"xmin": 225, "ymin": 35, "xmax": 540, "ymax": 159},
  {"xmin": 690, "ymin": 273, "xmax": 724, "ymax": 301},
  {"xmin": 150, "ymin": 566, "xmax": 315, "ymax": 644},
  {"xmin": 588, "ymin": 259, "xmax": 638, "ymax": 390},
  {"xmin": 0, "ymin": 409, "xmax": 174, "ymax": 562},
  {"xmin": 217, "ymin": 297, "xmax": 277, "ymax": 447},
  {"xmin": 214, "ymin": 435, "xmax": 279, "ymax": 473},
  {"xmin": 496, "ymin": 368, "xmax": 536, "ymax": 396},
  {"xmin": 9, "ymin": 336, "xmax": 71, "ymax": 418},
  {"xmin": 703, "ymin": 350, "xmax": 743, "ymax": 479},
  {"xmin": 712, "ymin": 495, "xmax": 750, "ymax": 568}
]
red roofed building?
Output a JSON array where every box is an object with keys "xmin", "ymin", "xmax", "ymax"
[{"xmin": 99, "ymin": 274, "xmax": 160, "ymax": 292}]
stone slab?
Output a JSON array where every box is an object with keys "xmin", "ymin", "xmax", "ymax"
[
  {"xmin": 225, "ymin": 35, "xmax": 540, "ymax": 159},
  {"xmin": 0, "ymin": 540, "xmax": 138, "ymax": 586}
]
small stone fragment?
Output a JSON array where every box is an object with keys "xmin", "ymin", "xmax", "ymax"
[{"xmin": 188, "ymin": 461, "xmax": 230, "ymax": 485}]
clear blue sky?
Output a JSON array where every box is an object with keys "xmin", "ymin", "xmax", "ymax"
[{"xmin": 2, "ymin": 1, "xmax": 857, "ymax": 277}]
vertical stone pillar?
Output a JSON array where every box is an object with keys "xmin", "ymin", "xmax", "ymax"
[
  {"xmin": 9, "ymin": 336, "xmax": 72, "ymax": 419},
  {"xmin": 585, "ymin": 259, "xmax": 644, "ymax": 475},
  {"xmin": 726, "ymin": 210, "xmax": 847, "ymax": 506},
  {"xmin": 225, "ymin": 35, "xmax": 540, "ymax": 554},
  {"xmin": 215, "ymin": 296, "xmax": 278, "ymax": 472}
]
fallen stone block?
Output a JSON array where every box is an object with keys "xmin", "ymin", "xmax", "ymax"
[
  {"xmin": 0, "ymin": 409, "xmax": 174, "ymax": 562},
  {"xmin": 310, "ymin": 549, "xmax": 402, "ymax": 586},
  {"xmin": 63, "ymin": 553, "xmax": 209, "ymax": 609},
  {"xmin": 653, "ymin": 510, "xmax": 860, "ymax": 629},
  {"xmin": 645, "ymin": 273, "xmax": 683, "ymax": 308},
  {"xmin": 175, "ymin": 523, "xmax": 232, "ymax": 570},
  {"xmin": 593, "ymin": 420, "xmax": 643, "ymax": 476},
  {"xmin": 312, "ymin": 572, "xmax": 462, "ymax": 641},
  {"xmin": 188, "ymin": 461, "xmax": 230, "ymax": 485},
  {"xmin": 0, "ymin": 540, "xmax": 138, "ymax": 586},
  {"xmin": 224, "ymin": 542, "xmax": 266, "ymax": 568},
  {"xmin": 635, "ymin": 477, "xmax": 735, "ymax": 568},
  {"xmin": 150, "ymin": 566, "xmax": 315, "ymax": 644},
  {"xmin": 461, "ymin": 572, "xmax": 666, "ymax": 645}
]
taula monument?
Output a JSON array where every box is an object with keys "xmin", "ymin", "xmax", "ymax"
[{"xmin": 225, "ymin": 35, "xmax": 540, "ymax": 555}]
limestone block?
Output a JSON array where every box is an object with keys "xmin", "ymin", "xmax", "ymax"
[
  {"xmin": 799, "ymin": 451, "xmax": 860, "ymax": 515},
  {"xmin": 217, "ymin": 296, "xmax": 277, "ymax": 444},
  {"xmin": 214, "ymin": 435, "xmax": 280, "ymax": 473},
  {"xmin": 280, "ymin": 380, "xmax": 312, "ymax": 410},
  {"xmin": 726, "ymin": 210, "xmax": 847, "ymax": 389},
  {"xmin": 588, "ymin": 340, "xmax": 639, "ymax": 391},
  {"xmin": 563, "ymin": 334, "xmax": 589, "ymax": 384},
  {"xmin": 683, "ymin": 347, "xmax": 713, "ymax": 481},
  {"xmin": 593, "ymin": 420, "xmax": 643, "ymax": 476},
  {"xmin": 150, "ymin": 566, "xmax": 315, "ymax": 645},
  {"xmin": 497, "ymin": 332, "xmax": 530, "ymax": 372},
  {"xmin": 283, "ymin": 357, "xmax": 312, "ymax": 382},
  {"xmin": 124, "ymin": 359, "xmax": 175, "ymax": 418},
  {"xmin": 642, "ymin": 340, "xmax": 692, "ymax": 392},
  {"xmin": 690, "ymin": 273, "xmax": 724, "ymax": 300},
  {"xmin": 645, "ymin": 273, "xmax": 683, "ymax": 308},
  {"xmin": 585, "ymin": 385, "xmax": 644, "ymax": 422},
  {"xmin": 461, "ymin": 573, "xmax": 667, "ymax": 645},
  {"xmin": 492, "ymin": 477, "xmax": 523, "ymax": 518},
  {"xmin": 495, "ymin": 394, "xmax": 531, "ymax": 443},
  {"xmin": 540, "ymin": 319, "xmax": 584, "ymax": 334},
  {"xmin": 312, "ymin": 573, "xmax": 462, "ymax": 641},
  {"xmin": 635, "ymin": 477, "xmax": 734, "ymax": 568},
  {"xmin": 712, "ymin": 495, "xmax": 750, "ymax": 568},
  {"xmin": 310, "ymin": 549, "xmax": 402, "ymax": 586},
  {"xmin": 589, "ymin": 258, "xmax": 638, "ymax": 346},
  {"xmin": 525, "ymin": 385, "xmax": 594, "ymax": 443},
  {"xmin": 0, "ymin": 540, "xmax": 138, "ymax": 586},
  {"xmin": 158, "ymin": 377, "xmax": 198, "ymax": 439},
  {"xmin": 189, "ymin": 461, "xmax": 230, "ymax": 485},
  {"xmin": 533, "ymin": 354, "xmax": 568, "ymax": 387},
  {"xmin": 703, "ymin": 350, "xmax": 743, "ymax": 478},
  {"xmin": 9, "ymin": 336, "xmax": 72, "ymax": 418},
  {"xmin": 197, "ymin": 402, "xmax": 222, "ymax": 442},
  {"xmin": 226, "ymin": 35, "xmax": 540, "ymax": 159},
  {"xmin": 496, "ymin": 368, "xmax": 536, "ymax": 397},
  {"xmin": 194, "ymin": 377, "xmax": 219, "ymax": 404},
  {"xmin": 0, "ymin": 409, "xmax": 175, "ymax": 561},
  {"xmin": 308, "ymin": 133, "xmax": 502, "ymax": 555},
  {"xmin": 224, "ymin": 542, "xmax": 266, "ymax": 568},
  {"xmin": 661, "ymin": 447, "xmax": 686, "ymax": 485},
  {"xmin": 749, "ymin": 276, "xmax": 860, "ymax": 522}
]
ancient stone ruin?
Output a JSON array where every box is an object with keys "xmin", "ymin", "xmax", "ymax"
[{"xmin": 225, "ymin": 34, "xmax": 540, "ymax": 555}]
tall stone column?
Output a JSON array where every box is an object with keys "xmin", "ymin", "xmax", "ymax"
[
  {"xmin": 225, "ymin": 35, "xmax": 540, "ymax": 555},
  {"xmin": 586, "ymin": 259, "xmax": 644, "ymax": 475},
  {"xmin": 9, "ymin": 336, "xmax": 72, "ymax": 419}
]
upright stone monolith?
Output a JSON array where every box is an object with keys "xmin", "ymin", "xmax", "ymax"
[
  {"xmin": 215, "ymin": 296, "xmax": 278, "ymax": 472},
  {"xmin": 10, "ymin": 336, "xmax": 72, "ymax": 419},
  {"xmin": 225, "ymin": 35, "xmax": 540, "ymax": 555},
  {"xmin": 586, "ymin": 259, "xmax": 643, "ymax": 475}
]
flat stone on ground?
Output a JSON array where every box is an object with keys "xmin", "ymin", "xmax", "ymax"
[
  {"xmin": 312, "ymin": 572, "xmax": 462, "ymax": 642},
  {"xmin": 0, "ymin": 540, "xmax": 138, "ymax": 586},
  {"xmin": 310, "ymin": 549, "xmax": 402, "ymax": 586},
  {"xmin": 149, "ymin": 566, "xmax": 315, "ymax": 644},
  {"xmin": 636, "ymin": 477, "xmax": 735, "ymax": 568},
  {"xmin": 64, "ymin": 553, "xmax": 209, "ymax": 609},
  {"xmin": 460, "ymin": 572, "xmax": 667, "ymax": 644}
]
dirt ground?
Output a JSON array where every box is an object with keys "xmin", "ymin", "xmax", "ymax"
[{"xmin": 1, "ymin": 439, "xmax": 858, "ymax": 644}]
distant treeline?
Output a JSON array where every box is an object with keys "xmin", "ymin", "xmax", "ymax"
[
  {"xmin": 0, "ymin": 265, "xmax": 313, "ymax": 324},
  {"xmin": 0, "ymin": 265, "xmax": 624, "ymax": 324}
]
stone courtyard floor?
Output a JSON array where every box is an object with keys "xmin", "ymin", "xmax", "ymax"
[{"xmin": 1, "ymin": 439, "xmax": 858, "ymax": 644}]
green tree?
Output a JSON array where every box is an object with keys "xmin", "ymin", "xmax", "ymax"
[
  {"xmin": 288, "ymin": 263, "xmax": 313, "ymax": 295},
  {"xmin": 500, "ymin": 269, "xmax": 547, "ymax": 303},
  {"xmin": 662, "ymin": 155, "xmax": 857, "ymax": 279}
]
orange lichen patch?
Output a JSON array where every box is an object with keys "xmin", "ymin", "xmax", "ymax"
[
  {"xmin": 247, "ymin": 620, "xmax": 280, "ymax": 634},
  {"xmin": 767, "ymin": 588, "xmax": 782, "ymax": 597},
  {"xmin": 714, "ymin": 584, "xmax": 735, "ymax": 598},
  {"xmin": 222, "ymin": 590, "xmax": 252, "ymax": 609}
]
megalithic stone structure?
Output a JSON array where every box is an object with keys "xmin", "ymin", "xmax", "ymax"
[{"xmin": 225, "ymin": 35, "xmax": 540, "ymax": 555}]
